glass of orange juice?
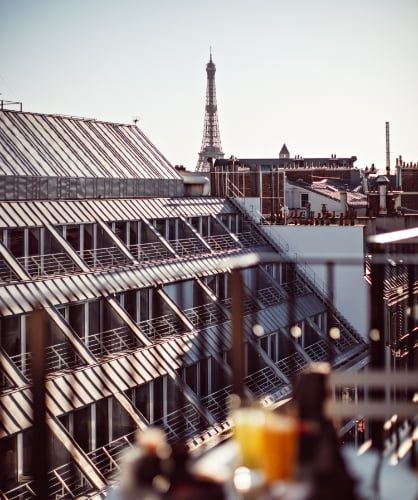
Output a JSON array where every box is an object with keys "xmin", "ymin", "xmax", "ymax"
[
  {"xmin": 232, "ymin": 406, "xmax": 266, "ymax": 470},
  {"xmin": 262, "ymin": 412, "xmax": 298, "ymax": 484}
]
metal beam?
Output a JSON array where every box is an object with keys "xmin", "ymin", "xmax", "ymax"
[
  {"xmin": 95, "ymin": 218, "xmax": 138, "ymax": 264},
  {"xmin": 113, "ymin": 392, "xmax": 148, "ymax": 430},
  {"xmin": 0, "ymin": 241, "xmax": 29, "ymax": 280},
  {"xmin": 0, "ymin": 348, "xmax": 28, "ymax": 386},
  {"xmin": 44, "ymin": 223, "xmax": 89, "ymax": 272},
  {"xmin": 178, "ymin": 215, "xmax": 213, "ymax": 252},
  {"xmin": 140, "ymin": 217, "xmax": 178, "ymax": 257},
  {"xmin": 47, "ymin": 418, "xmax": 107, "ymax": 491},
  {"xmin": 157, "ymin": 288, "xmax": 194, "ymax": 331},
  {"xmin": 47, "ymin": 307, "xmax": 96, "ymax": 365},
  {"xmin": 107, "ymin": 296, "xmax": 152, "ymax": 347}
]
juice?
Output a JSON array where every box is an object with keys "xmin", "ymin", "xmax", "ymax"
[
  {"xmin": 262, "ymin": 413, "xmax": 298, "ymax": 483},
  {"xmin": 232, "ymin": 407, "xmax": 266, "ymax": 469}
]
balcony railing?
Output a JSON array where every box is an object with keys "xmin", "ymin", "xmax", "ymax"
[
  {"xmin": 10, "ymin": 342, "xmax": 84, "ymax": 379},
  {"xmin": 168, "ymin": 238, "xmax": 209, "ymax": 257},
  {"xmin": 78, "ymin": 247, "xmax": 131, "ymax": 270},
  {"xmin": 0, "ymin": 258, "xmax": 19, "ymax": 283},
  {"xmin": 87, "ymin": 432, "xmax": 136, "ymax": 479},
  {"xmin": 281, "ymin": 279, "xmax": 310, "ymax": 298},
  {"xmin": 201, "ymin": 386, "xmax": 232, "ymax": 424},
  {"xmin": 305, "ymin": 339, "xmax": 331, "ymax": 362},
  {"xmin": 256, "ymin": 286, "xmax": 287, "ymax": 307},
  {"xmin": 128, "ymin": 242, "xmax": 173, "ymax": 263},
  {"xmin": 204, "ymin": 234, "xmax": 240, "ymax": 252},
  {"xmin": 137, "ymin": 313, "xmax": 188, "ymax": 340},
  {"xmin": 332, "ymin": 324, "xmax": 361, "ymax": 352},
  {"xmin": 184, "ymin": 303, "xmax": 227, "ymax": 328},
  {"xmin": 2, "ymin": 461, "xmax": 93, "ymax": 499},
  {"xmin": 222, "ymin": 294, "xmax": 258, "ymax": 314},
  {"xmin": 276, "ymin": 351, "xmax": 308, "ymax": 380},
  {"xmin": 15, "ymin": 253, "xmax": 79, "ymax": 279},
  {"xmin": 154, "ymin": 403, "xmax": 205, "ymax": 443},
  {"xmin": 244, "ymin": 366, "xmax": 287, "ymax": 399},
  {"xmin": 87, "ymin": 326, "xmax": 141, "ymax": 358}
]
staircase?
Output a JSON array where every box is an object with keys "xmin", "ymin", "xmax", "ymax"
[{"xmin": 227, "ymin": 196, "xmax": 365, "ymax": 345}]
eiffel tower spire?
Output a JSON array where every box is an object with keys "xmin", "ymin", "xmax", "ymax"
[{"xmin": 196, "ymin": 50, "xmax": 224, "ymax": 172}]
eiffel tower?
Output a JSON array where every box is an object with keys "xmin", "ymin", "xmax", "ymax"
[{"xmin": 196, "ymin": 50, "xmax": 224, "ymax": 172}]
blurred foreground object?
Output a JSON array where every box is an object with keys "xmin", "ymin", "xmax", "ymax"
[
  {"xmin": 294, "ymin": 363, "xmax": 358, "ymax": 500},
  {"xmin": 113, "ymin": 427, "xmax": 225, "ymax": 499}
]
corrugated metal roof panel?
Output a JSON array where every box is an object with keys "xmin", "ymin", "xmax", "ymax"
[
  {"xmin": 0, "ymin": 110, "xmax": 181, "ymax": 180},
  {"xmin": 0, "ymin": 254, "xmax": 232, "ymax": 316},
  {"xmin": 0, "ymin": 197, "xmax": 235, "ymax": 228},
  {"xmin": 0, "ymin": 325, "xmax": 228, "ymax": 436}
]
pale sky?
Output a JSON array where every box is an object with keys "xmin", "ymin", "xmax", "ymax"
[{"xmin": 1, "ymin": 0, "xmax": 417, "ymax": 171}]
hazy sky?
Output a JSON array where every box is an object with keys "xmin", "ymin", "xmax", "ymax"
[{"xmin": 1, "ymin": 0, "xmax": 417, "ymax": 171}]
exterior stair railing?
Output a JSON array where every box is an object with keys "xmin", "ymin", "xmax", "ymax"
[{"xmin": 227, "ymin": 193, "xmax": 364, "ymax": 343}]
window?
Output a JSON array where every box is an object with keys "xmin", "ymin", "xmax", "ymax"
[{"xmin": 301, "ymin": 193, "xmax": 309, "ymax": 208}]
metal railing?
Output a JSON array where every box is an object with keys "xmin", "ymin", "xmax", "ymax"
[
  {"xmin": 10, "ymin": 342, "xmax": 84, "ymax": 379},
  {"xmin": 276, "ymin": 351, "xmax": 308, "ymax": 380},
  {"xmin": 201, "ymin": 386, "xmax": 232, "ymax": 424},
  {"xmin": 244, "ymin": 366, "xmax": 286, "ymax": 398},
  {"xmin": 87, "ymin": 326, "xmax": 141, "ymax": 358},
  {"xmin": 88, "ymin": 432, "xmax": 136, "ymax": 479},
  {"xmin": 222, "ymin": 294, "xmax": 258, "ymax": 314},
  {"xmin": 235, "ymin": 231, "xmax": 267, "ymax": 248},
  {"xmin": 128, "ymin": 242, "xmax": 173, "ymax": 263},
  {"xmin": 281, "ymin": 279, "xmax": 310, "ymax": 298},
  {"xmin": 16, "ymin": 253, "xmax": 79, "ymax": 279},
  {"xmin": 3, "ymin": 461, "xmax": 93, "ymax": 499},
  {"xmin": 168, "ymin": 238, "xmax": 209, "ymax": 257},
  {"xmin": 305, "ymin": 339, "xmax": 331, "ymax": 362},
  {"xmin": 137, "ymin": 313, "xmax": 187, "ymax": 340},
  {"xmin": 256, "ymin": 286, "xmax": 287, "ymax": 307},
  {"xmin": 78, "ymin": 247, "xmax": 131, "ymax": 270},
  {"xmin": 154, "ymin": 404, "xmax": 204, "ymax": 443},
  {"xmin": 0, "ymin": 258, "xmax": 19, "ymax": 283},
  {"xmin": 184, "ymin": 303, "xmax": 226, "ymax": 328},
  {"xmin": 204, "ymin": 234, "xmax": 240, "ymax": 252}
]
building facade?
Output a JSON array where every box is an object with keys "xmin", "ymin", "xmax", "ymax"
[{"xmin": 0, "ymin": 109, "xmax": 366, "ymax": 497}]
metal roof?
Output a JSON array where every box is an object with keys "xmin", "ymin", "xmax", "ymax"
[
  {"xmin": 0, "ymin": 197, "xmax": 235, "ymax": 228},
  {"xmin": 0, "ymin": 325, "xmax": 231, "ymax": 437},
  {"xmin": 0, "ymin": 110, "xmax": 181, "ymax": 180},
  {"xmin": 0, "ymin": 254, "xmax": 230, "ymax": 316}
]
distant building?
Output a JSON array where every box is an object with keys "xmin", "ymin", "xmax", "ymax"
[{"xmin": 210, "ymin": 147, "xmax": 360, "ymax": 219}]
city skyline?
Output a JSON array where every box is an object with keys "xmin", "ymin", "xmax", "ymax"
[{"xmin": 1, "ymin": 0, "xmax": 417, "ymax": 171}]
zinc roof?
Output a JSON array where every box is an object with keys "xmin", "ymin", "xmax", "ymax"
[
  {"xmin": 0, "ymin": 254, "xmax": 231, "ymax": 316},
  {"xmin": 0, "ymin": 110, "xmax": 181, "ymax": 180},
  {"xmin": 0, "ymin": 197, "xmax": 234, "ymax": 228}
]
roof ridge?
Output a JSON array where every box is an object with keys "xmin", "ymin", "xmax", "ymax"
[{"xmin": 0, "ymin": 108, "xmax": 136, "ymax": 128}]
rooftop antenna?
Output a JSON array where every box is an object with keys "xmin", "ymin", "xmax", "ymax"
[
  {"xmin": 385, "ymin": 121, "xmax": 390, "ymax": 176},
  {"xmin": 209, "ymin": 45, "xmax": 212, "ymax": 61},
  {"xmin": 132, "ymin": 116, "xmax": 139, "ymax": 126}
]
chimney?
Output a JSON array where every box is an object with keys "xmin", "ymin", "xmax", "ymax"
[
  {"xmin": 394, "ymin": 193, "xmax": 402, "ymax": 212},
  {"xmin": 385, "ymin": 122, "xmax": 390, "ymax": 176},
  {"xmin": 362, "ymin": 168, "xmax": 369, "ymax": 193},
  {"xmin": 339, "ymin": 189, "xmax": 348, "ymax": 215},
  {"xmin": 396, "ymin": 156, "xmax": 402, "ymax": 189},
  {"xmin": 376, "ymin": 175, "xmax": 389, "ymax": 215}
]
